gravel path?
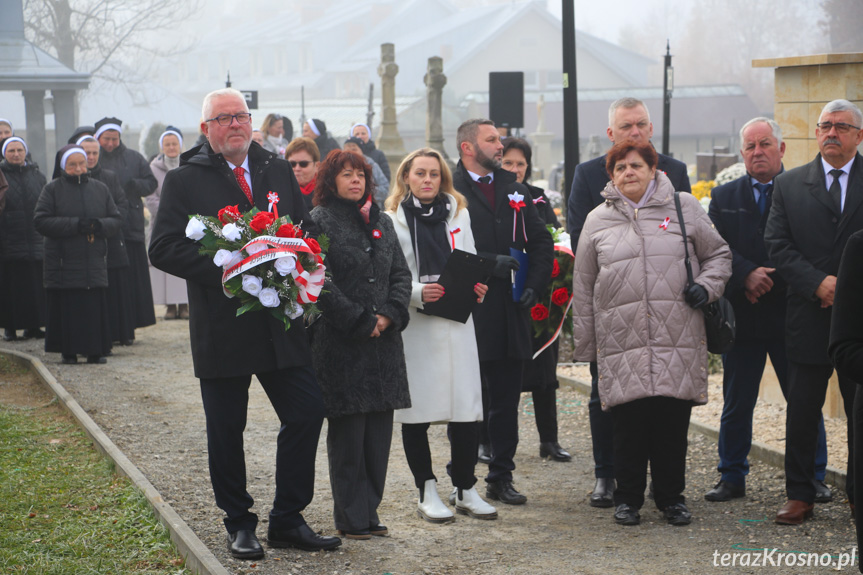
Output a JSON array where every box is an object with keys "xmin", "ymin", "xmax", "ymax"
[{"xmin": 2, "ymin": 311, "xmax": 859, "ymax": 574}]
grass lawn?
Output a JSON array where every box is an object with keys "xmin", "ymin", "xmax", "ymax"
[{"xmin": 0, "ymin": 355, "xmax": 189, "ymax": 574}]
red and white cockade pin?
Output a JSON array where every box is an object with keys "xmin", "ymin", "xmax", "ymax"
[
  {"xmin": 372, "ymin": 229, "xmax": 382, "ymax": 239},
  {"xmin": 267, "ymin": 191, "xmax": 280, "ymax": 218},
  {"xmin": 659, "ymin": 217, "xmax": 670, "ymax": 230}
]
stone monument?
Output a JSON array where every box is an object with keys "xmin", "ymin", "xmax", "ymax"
[
  {"xmin": 529, "ymin": 94, "xmax": 555, "ymax": 180},
  {"xmin": 424, "ymin": 56, "xmax": 449, "ymax": 161},
  {"xmin": 377, "ymin": 43, "xmax": 406, "ymax": 168}
]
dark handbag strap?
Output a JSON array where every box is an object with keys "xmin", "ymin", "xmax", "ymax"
[{"xmin": 673, "ymin": 191, "xmax": 695, "ymax": 288}]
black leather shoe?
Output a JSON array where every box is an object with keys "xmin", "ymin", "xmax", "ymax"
[
  {"xmin": 613, "ymin": 504, "xmax": 640, "ymax": 525},
  {"xmin": 23, "ymin": 328, "xmax": 45, "ymax": 339},
  {"xmin": 477, "ymin": 443, "xmax": 492, "ymax": 465},
  {"xmin": 268, "ymin": 524, "xmax": 342, "ymax": 551},
  {"xmin": 814, "ymin": 480, "xmax": 833, "ymax": 503},
  {"xmin": 486, "ymin": 480, "xmax": 527, "ymax": 505},
  {"xmin": 61, "ymin": 354, "xmax": 78, "ymax": 364},
  {"xmin": 704, "ymin": 480, "xmax": 745, "ymax": 502},
  {"xmin": 539, "ymin": 442, "xmax": 572, "ymax": 462},
  {"xmin": 589, "ymin": 478, "xmax": 615, "ymax": 508},
  {"xmin": 86, "ymin": 356, "xmax": 107, "ymax": 364},
  {"xmin": 227, "ymin": 529, "xmax": 264, "ymax": 559},
  {"xmin": 663, "ymin": 502, "xmax": 692, "ymax": 526},
  {"xmin": 3, "ymin": 330, "xmax": 18, "ymax": 341}
]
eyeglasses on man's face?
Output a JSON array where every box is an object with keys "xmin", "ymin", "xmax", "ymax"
[
  {"xmin": 206, "ymin": 113, "xmax": 252, "ymax": 126},
  {"xmin": 816, "ymin": 121, "xmax": 861, "ymax": 134},
  {"xmin": 290, "ymin": 160, "xmax": 312, "ymax": 168}
]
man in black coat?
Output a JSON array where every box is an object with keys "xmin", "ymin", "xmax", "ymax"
[
  {"xmin": 453, "ymin": 118, "xmax": 553, "ymax": 505},
  {"xmin": 566, "ymin": 97, "xmax": 691, "ymax": 507},
  {"xmin": 707, "ymin": 117, "xmax": 828, "ymax": 503},
  {"xmin": 766, "ymin": 99, "xmax": 863, "ymax": 525},
  {"xmin": 149, "ymin": 88, "xmax": 340, "ymax": 558}
]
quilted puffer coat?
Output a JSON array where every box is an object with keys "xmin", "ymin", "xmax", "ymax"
[{"xmin": 572, "ymin": 171, "xmax": 731, "ymax": 411}]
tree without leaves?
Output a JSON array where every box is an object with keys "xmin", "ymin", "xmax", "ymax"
[{"xmin": 23, "ymin": 0, "xmax": 202, "ymax": 88}]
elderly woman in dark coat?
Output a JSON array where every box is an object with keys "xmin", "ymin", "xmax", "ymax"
[
  {"xmin": 309, "ymin": 150, "xmax": 412, "ymax": 540},
  {"xmin": 33, "ymin": 145, "xmax": 121, "ymax": 364},
  {"xmin": 0, "ymin": 136, "xmax": 47, "ymax": 341},
  {"xmin": 302, "ymin": 118, "xmax": 340, "ymax": 161}
]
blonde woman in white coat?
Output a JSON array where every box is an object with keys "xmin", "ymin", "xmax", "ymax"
[{"xmin": 387, "ymin": 148, "xmax": 498, "ymax": 523}]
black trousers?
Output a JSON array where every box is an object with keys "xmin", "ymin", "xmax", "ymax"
[
  {"xmin": 199, "ymin": 364, "xmax": 325, "ymax": 534},
  {"xmin": 532, "ymin": 388, "xmax": 559, "ymax": 444},
  {"xmin": 402, "ymin": 421, "xmax": 480, "ymax": 490},
  {"xmin": 785, "ymin": 361, "xmax": 856, "ymax": 503},
  {"xmin": 611, "ymin": 396, "xmax": 692, "ymax": 510},
  {"xmin": 589, "ymin": 361, "xmax": 615, "ymax": 479},
  {"xmin": 326, "ymin": 410, "xmax": 393, "ymax": 532},
  {"xmin": 480, "ymin": 358, "xmax": 525, "ymax": 484}
]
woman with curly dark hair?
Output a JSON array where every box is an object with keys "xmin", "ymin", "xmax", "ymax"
[{"xmin": 309, "ymin": 150, "xmax": 412, "ymax": 540}]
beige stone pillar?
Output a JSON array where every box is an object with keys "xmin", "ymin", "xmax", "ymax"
[
  {"xmin": 752, "ymin": 53, "xmax": 863, "ymax": 419},
  {"xmin": 377, "ymin": 43, "xmax": 406, "ymax": 169}
]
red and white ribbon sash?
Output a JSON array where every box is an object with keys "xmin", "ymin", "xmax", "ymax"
[{"xmin": 221, "ymin": 235, "xmax": 321, "ymax": 298}]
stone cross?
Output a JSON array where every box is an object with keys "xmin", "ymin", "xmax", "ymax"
[
  {"xmin": 424, "ymin": 56, "xmax": 449, "ymax": 160},
  {"xmin": 377, "ymin": 43, "xmax": 406, "ymax": 166}
]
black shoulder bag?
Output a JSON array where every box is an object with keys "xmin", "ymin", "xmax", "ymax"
[{"xmin": 673, "ymin": 192, "xmax": 736, "ymax": 354}]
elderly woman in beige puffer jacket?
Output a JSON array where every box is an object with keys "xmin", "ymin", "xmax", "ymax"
[{"xmin": 572, "ymin": 141, "xmax": 731, "ymax": 529}]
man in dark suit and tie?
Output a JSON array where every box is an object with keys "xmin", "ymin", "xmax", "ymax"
[
  {"xmin": 566, "ymin": 97, "xmax": 691, "ymax": 507},
  {"xmin": 765, "ymin": 99, "xmax": 863, "ymax": 525},
  {"xmin": 706, "ymin": 117, "xmax": 829, "ymax": 503},
  {"xmin": 149, "ymin": 88, "xmax": 341, "ymax": 558},
  {"xmin": 452, "ymin": 118, "xmax": 553, "ymax": 505}
]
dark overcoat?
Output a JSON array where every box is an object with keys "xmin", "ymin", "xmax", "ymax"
[
  {"xmin": 453, "ymin": 162, "xmax": 554, "ymax": 362},
  {"xmin": 830, "ymin": 229, "xmax": 863, "ymax": 380},
  {"xmin": 708, "ymin": 174, "xmax": 786, "ymax": 341},
  {"xmin": 0, "ymin": 160, "xmax": 46, "ymax": 261},
  {"xmin": 148, "ymin": 142, "xmax": 315, "ymax": 379},
  {"xmin": 90, "ymin": 164, "xmax": 130, "ymax": 269},
  {"xmin": 33, "ymin": 173, "xmax": 121, "ymax": 289},
  {"xmin": 99, "ymin": 141, "xmax": 157, "ymax": 243},
  {"xmin": 765, "ymin": 153, "xmax": 863, "ymax": 365},
  {"xmin": 308, "ymin": 198, "xmax": 412, "ymax": 418},
  {"xmin": 567, "ymin": 151, "xmax": 691, "ymax": 251}
]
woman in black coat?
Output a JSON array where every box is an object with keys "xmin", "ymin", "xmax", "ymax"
[
  {"xmin": 309, "ymin": 150, "xmax": 412, "ymax": 540},
  {"xmin": 302, "ymin": 118, "xmax": 340, "ymax": 162},
  {"xmin": 33, "ymin": 145, "xmax": 121, "ymax": 364},
  {"xmin": 501, "ymin": 138, "xmax": 571, "ymax": 462},
  {"xmin": 351, "ymin": 123, "xmax": 390, "ymax": 181},
  {"xmin": 0, "ymin": 137, "xmax": 47, "ymax": 340}
]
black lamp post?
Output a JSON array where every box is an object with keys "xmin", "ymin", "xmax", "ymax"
[
  {"xmin": 662, "ymin": 40, "xmax": 673, "ymax": 156},
  {"xmin": 562, "ymin": 0, "xmax": 579, "ymax": 205}
]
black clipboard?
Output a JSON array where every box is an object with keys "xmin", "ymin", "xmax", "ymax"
[{"xmin": 418, "ymin": 249, "xmax": 495, "ymax": 323}]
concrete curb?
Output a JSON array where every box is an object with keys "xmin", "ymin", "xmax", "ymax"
[
  {"xmin": 1, "ymin": 349, "xmax": 229, "ymax": 575},
  {"xmin": 557, "ymin": 373, "xmax": 847, "ymax": 488}
]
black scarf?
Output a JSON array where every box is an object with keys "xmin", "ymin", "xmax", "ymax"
[{"xmin": 402, "ymin": 194, "xmax": 451, "ymax": 283}]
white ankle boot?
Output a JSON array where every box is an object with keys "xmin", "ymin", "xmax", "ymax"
[
  {"xmin": 454, "ymin": 487, "xmax": 498, "ymax": 520},
  {"xmin": 418, "ymin": 479, "xmax": 455, "ymax": 524}
]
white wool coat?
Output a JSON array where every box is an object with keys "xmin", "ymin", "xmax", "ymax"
[{"xmin": 391, "ymin": 195, "xmax": 484, "ymax": 424}]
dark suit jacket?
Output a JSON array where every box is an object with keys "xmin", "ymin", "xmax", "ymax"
[
  {"xmin": 708, "ymin": 174, "xmax": 786, "ymax": 341},
  {"xmin": 830, "ymin": 229, "xmax": 863, "ymax": 380},
  {"xmin": 149, "ymin": 141, "xmax": 314, "ymax": 379},
  {"xmin": 567, "ymin": 151, "xmax": 691, "ymax": 252},
  {"xmin": 765, "ymin": 152, "xmax": 863, "ymax": 365},
  {"xmin": 453, "ymin": 161, "xmax": 554, "ymax": 362}
]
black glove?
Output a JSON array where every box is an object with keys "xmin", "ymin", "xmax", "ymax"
[
  {"xmin": 684, "ymin": 283, "xmax": 709, "ymax": 309},
  {"xmin": 519, "ymin": 287, "xmax": 538, "ymax": 309},
  {"xmin": 492, "ymin": 255, "xmax": 520, "ymax": 279},
  {"xmin": 77, "ymin": 218, "xmax": 95, "ymax": 234},
  {"xmin": 91, "ymin": 219, "xmax": 103, "ymax": 233}
]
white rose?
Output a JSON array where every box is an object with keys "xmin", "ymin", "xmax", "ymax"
[
  {"xmin": 185, "ymin": 218, "xmax": 207, "ymax": 241},
  {"xmin": 241, "ymin": 274, "xmax": 263, "ymax": 296},
  {"xmin": 213, "ymin": 249, "xmax": 234, "ymax": 267},
  {"xmin": 274, "ymin": 255, "xmax": 297, "ymax": 276},
  {"xmin": 258, "ymin": 287, "xmax": 281, "ymax": 308},
  {"xmin": 246, "ymin": 242, "xmax": 268, "ymax": 256},
  {"xmin": 227, "ymin": 250, "xmax": 244, "ymax": 268},
  {"xmin": 285, "ymin": 300, "xmax": 304, "ymax": 319},
  {"xmin": 222, "ymin": 223, "xmax": 241, "ymax": 242}
]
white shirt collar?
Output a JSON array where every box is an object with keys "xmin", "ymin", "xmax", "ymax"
[{"xmin": 467, "ymin": 169, "xmax": 493, "ymax": 183}]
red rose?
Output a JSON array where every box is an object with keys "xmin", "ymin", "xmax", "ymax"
[
  {"xmin": 305, "ymin": 238, "xmax": 321, "ymax": 254},
  {"xmin": 551, "ymin": 259, "xmax": 560, "ymax": 278},
  {"xmin": 276, "ymin": 223, "xmax": 297, "ymax": 238},
  {"xmin": 218, "ymin": 205, "xmax": 241, "ymax": 225},
  {"xmin": 531, "ymin": 303, "xmax": 549, "ymax": 321},
  {"xmin": 551, "ymin": 287, "xmax": 570, "ymax": 306},
  {"xmin": 249, "ymin": 211, "xmax": 276, "ymax": 233}
]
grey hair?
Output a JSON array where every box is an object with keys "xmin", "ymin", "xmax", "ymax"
[
  {"xmin": 456, "ymin": 118, "xmax": 495, "ymax": 158},
  {"xmin": 608, "ymin": 97, "xmax": 650, "ymax": 127},
  {"xmin": 819, "ymin": 99, "xmax": 863, "ymax": 127},
  {"xmin": 202, "ymin": 88, "xmax": 248, "ymax": 121},
  {"xmin": 739, "ymin": 117, "xmax": 783, "ymax": 147}
]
